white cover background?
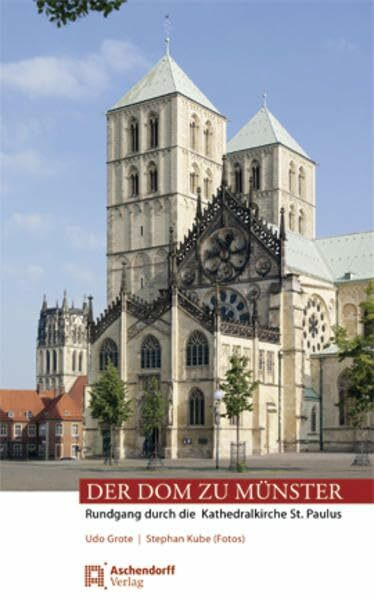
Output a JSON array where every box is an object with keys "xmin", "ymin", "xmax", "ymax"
[{"xmin": 1, "ymin": 493, "xmax": 372, "ymax": 598}]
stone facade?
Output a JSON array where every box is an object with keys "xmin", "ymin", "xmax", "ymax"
[
  {"xmin": 36, "ymin": 292, "xmax": 90, "ymax": 393},
  {"xmin": 39, "ymin": 51, "xmax": 373, "ymax": 459}
]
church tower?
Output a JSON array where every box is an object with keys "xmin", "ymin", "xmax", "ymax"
[
  {"xmin": 36, "ymin": 292, "xmax": 89, "ymax": 392},
  {"xmin": 226, "ymin": 102, "xmax": 316, "ymax": 239},
  {"xmin": 106, "ymin": 47, "xmax": 226, "ymax": 302}
]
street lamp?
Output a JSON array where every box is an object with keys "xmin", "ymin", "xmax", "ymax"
[{"xmin": 214, "ymin": 389, "xmax": 224, "ymax": 469}]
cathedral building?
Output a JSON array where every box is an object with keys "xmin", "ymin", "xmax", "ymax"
[{"xmin": 49, "ymin": 49, "xmax": 374, "ymax": 459}]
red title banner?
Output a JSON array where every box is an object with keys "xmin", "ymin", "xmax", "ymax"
[{"xmin": 80, "ymin": 479, "xmax": 374, "ymax": 504}]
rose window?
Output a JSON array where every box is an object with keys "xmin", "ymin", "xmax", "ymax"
[
  {"xmin": 200, "ymin": 227, "xmax": 248, "ymax": 282},
  {"xmin": 302, "ymin": 297, "xmax": 329, "ymax": 354},
  {"xmin": 204, "ymin": 288, "xmax": 249, "ymax": 323}
]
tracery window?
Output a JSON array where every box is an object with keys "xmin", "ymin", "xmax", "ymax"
[
  {"xmin": 148, "ymin": 162, "xmax": 158, "ymax": 193},
  {"xmin": 78, "ymin": 351, "xmax": 83, "ymax": 372},
  {"xmin": 130, "ymin": 168, "xmax": 139, "ymax": 197},
  {"xmin": 204, "ymin": 121, "xmax": 212, "ymax": 156},
  {"xmin": 99, "ymin": 338, "xmax": 119, "ymax": 370},
  {"xmin": 252, "ymin": 160, "xmax": 260, "ymax": 190},
  {"xmin": 130, "ymin": 118, "xmax": 139, "ymax": 152},
  {"xmin": 234, "ymin": 163, "xmax": 243, "ymax": 193},
  {"xmin": 190, "ymin": 115, "xmax": 199, "ymax": 150},
  {"xmin": 149, "ymin": 114, "xmax": 159, "ymax": 148},
  {"xmin": 298, "ymin": 167, "xmax": 305, "ymax": 198},
  {"xmin": 189, "ymin": 388, "xmax": 205, "ymax": 425},
  {"xmin": 204, "ymin": 288, "xmax": 249, "ymax": 323},
  {"xmin": 310, "ymin": 406, "xmax": 317, "ymax": 432},
  {"xmin": 302, "ymin": 296, "xmax": 329, "ymax": 354},
  {"xmin": 186, "ymin": 331, "xmax": 209, "ymax": 367},
  {"xmin": 141, "ymin": 335, "xmax": 161, "ymax": 369},
  {"xmin": 289, "ymin": 161, "xmax": 296, "ymax": 193}
]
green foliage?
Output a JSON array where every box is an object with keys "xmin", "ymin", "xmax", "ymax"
[
  {"xmin": 90, "ymin": 362, "xmax": 132, "ymax": 429},
  {"xmin": 333, "ymin": 281, "xmax": 374, "ymax": 428},
  {"xmin": 35, "ymin": 0, "xmax": 127, "ymax": 27},
  {"xmin": 221, "ymin": 355, "xmax": 258, "ymax": 420},
  {"xmin": 221, "ymin": 355, "xmax": 258, "ymax": 472},
  {"xmin": 141, "ymin": 378, "xmax": 166, "ymax": 436}
]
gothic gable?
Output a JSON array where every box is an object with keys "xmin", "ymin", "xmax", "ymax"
[{"xmin": 175, "ymin": 184, "xmax": 283, "ymax": 290}]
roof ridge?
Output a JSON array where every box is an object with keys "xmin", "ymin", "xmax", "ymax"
[
  {"xmin": 264, "ymin": 107, "xmax": 278, "ymax": 141},
  {"xmin": 167, "ymin": 53, "xmax": 178, "ymax": 91}
]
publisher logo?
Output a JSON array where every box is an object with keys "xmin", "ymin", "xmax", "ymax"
[{"xmin": 85, "ymin": 564, "xmax": 105, "ymax": 588}]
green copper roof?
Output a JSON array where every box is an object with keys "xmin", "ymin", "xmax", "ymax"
[
  {"xmin": 315, "ymin": 232, "xmax": 374, "ymax": 282},
  {"xmin": 110, "ymin": 53, "xmax": 220, "ymax": 113},
  {"xmin": 285, "ymin": 232, "xmax": 334, "ymax": 282},
  {"xmin": 285, "ymin": 231, "xmax": 374, "ymax": 283},
  {"xmin": 227, "ymin": 106, "xmax": 309, "ymax": 158}
]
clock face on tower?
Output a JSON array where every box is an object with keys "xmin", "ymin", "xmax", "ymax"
[{"xmin": 200, "ymin": 227, "xmax": 249, "ymax": 282}]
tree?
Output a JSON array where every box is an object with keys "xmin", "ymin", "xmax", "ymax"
[
  {"xmin": 90, "ymin": 362, "xmax": 132, "ymax": 465},
  {"xmin": 35, "ymin": 0, "xmax": 127, "ymax": 27},
  {"xmin": 141, "ymin": 377, "xmax": 166, "ymax": 464},
  {"xmin": 221, "ymin": 355, "xmax": 258, "ymax": 471},
  {"xmin": 333, "ymin": 281, "xmax": 374, "ymax": 429}
]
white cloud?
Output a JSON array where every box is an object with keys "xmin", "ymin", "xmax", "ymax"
[
  {"xmin": 64, "ymin": 263, "xmax": 94, "ymax": 283},
  {"xmin": 10, "ymin": 212, "xmax": 52, "ymax": 233},
  {"xmin": 1, "ymin": 40, "xmax": 149, "ymax": 99},
  {"xmin": 326, "ymin": 38, "xmax": 359, "ymax": 54},
  {"xmin": 1, "ymin": 149, "xmax": 58, "ymax": 176},
  {"xmin": 65, "ymin": 225, "xmax": 105, "ymax": 250},
  {"xmin": 1, "ymin": 115, "xmax": 56, "ymax": 148}
]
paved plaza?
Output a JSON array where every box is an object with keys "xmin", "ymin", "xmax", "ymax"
[{"xmin": 0, "ymin": 453, "xmax": 373, "ymax": 491}]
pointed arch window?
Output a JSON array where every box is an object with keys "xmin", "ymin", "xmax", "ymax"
[
  {"xmin": 130, "ymin": 118, "xmax": 139, "ymax": 152},
  {"xmin": 298, "ymin": 167, "xmax": 305, "ymax": 198},
  {"xmin": 99, "ymin": 338, "xmax": 118, "ymax": 371},
  {"xmin": 148, "ymin": 162, "xmax": 158, "ymax": 193},
  {"xmin": 204, "ymin": 121, "xmax": 212, "ymax": 156},
  {"xmin": 46, "ymin": 350, "xmax": 50, "ymax": 374},
  {"xmin": 78, "ymin": 351, "xmax": 83, "ymax": 372},
  {"xmin": 289, "ymin": 162, "xmax": 296, "ymax": 193},
  {"xmin": 129, "ymin": 168, "xmax": 139, "ymax": 197},
  {"xmin": 141, "ymin": 335, "xmax": 161, "ymax": 369},
  {"xmin": 204, "ymin": 168, "xmax": 212, "ymax": 199},
  {"xmin": 53, "ymin": 350, "xmax": 58, "ymax": 373},
  {"xmin": 252, "ymin": 160, "xmax": 260, "ymax": 190},
  {"xmin": 310, "ymin": 406, "xmax": 317, "ymax": 432},
  {"xmin": 234, "ymin": 163, "xmax": 243, "ymax": 193},
  {"xmin": 72, "ymin": 351, "xmax": 76, "ymax": 372},
  {"xmin": 189, "ymin": 388, "xmax": 205, "ymax": 425},
  {"xmin": 186, "ymin": 331, "xmax": 209, "ymax": 367},
  {"xmin": 190, "ymin": 164, "xmax": 199, "ymax": 195},
  {"xmin": 149, "ymin": 114, "xmax": 159, "ymax": 149},
  {"xmin": 190, "ymin": 115, "xmax": 199, "ymax": 151}
]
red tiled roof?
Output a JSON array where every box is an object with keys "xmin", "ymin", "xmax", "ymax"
[{"xmin": 0, "ymin": 380, "xmax": 85, "ymax": 422}]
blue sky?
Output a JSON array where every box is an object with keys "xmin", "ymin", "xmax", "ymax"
[{"xmin": 1, "ymin": 0, "xmax": 373, "ymax": 388}]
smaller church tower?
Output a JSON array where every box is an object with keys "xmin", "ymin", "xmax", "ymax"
[
  {"xmin": 226, "ymin": 101, "xmax": 316, "ymax": 239},
  {"xmin": 36, "ymin": 292, "xmax": 89, "ymax": 392}
]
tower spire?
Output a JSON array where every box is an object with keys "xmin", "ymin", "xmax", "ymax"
[
  {"xmin": 165, "ymin": 14, "xmax": 171, "ymax": 55},
  {"xmin": 262, "ymin": 91, "xmax": 267, "ymax": 108}
]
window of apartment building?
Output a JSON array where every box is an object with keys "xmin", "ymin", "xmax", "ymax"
[
  {"xmin": 13, "ymin": 444, "xmax": 22, "ymax": 457},
  {"xmin": 14, "ymin": 423, "xmax": 22, "ymax": 438},
  {"xmin": 55, "ymin": 422, "xmax": 63, "ymax": 437},
  {"xmin": 71, "ymin": 423, "xmax": 79, "ymax": 437},
  {"xmin": 55, "ymin": 443, "xmax": 63, "ymax": 459},
  {"xmin": 71, "ymin": 444, "xmax": 80, "ymax": 459},
  {"xmin": 0, "ymin": 423, "xmax": 8, "ymax": 436},
  {"xmin": 28, "ymin": 424, "xmax": 36, "ymax": 437}
]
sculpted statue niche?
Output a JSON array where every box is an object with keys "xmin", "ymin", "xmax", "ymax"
[{"xmin": 200, "ymin": 226, "xmax": 249, "ymax": 282}]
